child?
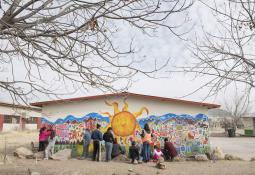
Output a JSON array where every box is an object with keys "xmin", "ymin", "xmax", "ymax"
[
  {"xmin": 129, "ymin": 141, "xmax": 140, "ymax": 164},
  {"xmin": 152, "ymin": 145, "xmax": 163, "ymax": 161}
]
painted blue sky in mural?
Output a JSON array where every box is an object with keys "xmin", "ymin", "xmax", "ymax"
[
  {"xmin": 41, "ymin": 112, "xmax": 110, "ymax": 124},
  {"xmin": 42, "ymin": 112, "xmax": 208, "ymax": 126}
]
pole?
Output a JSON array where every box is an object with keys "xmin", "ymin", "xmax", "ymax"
[{"xmin": 4, "ymin": 136, "xmax": 6, "ymax": 164}]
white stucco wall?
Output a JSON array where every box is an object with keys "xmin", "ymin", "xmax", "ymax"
[
  {"xmin": 41, "ymin": 96, "xmax": 209, "ymax": 121},
  {"xmin": 2, "ymin": 124, "xmax": 20, "ymax": 132},
  {"xmin": 0, "ymin": 105, "xmax": 41, "ymax": 118},
  {"xmin": 2, "ymin": 123, "xmax": 37, "ymax": 132}
]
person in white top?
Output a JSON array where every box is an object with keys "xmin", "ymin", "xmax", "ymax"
[{"xmin": 152, "ymin": 145, "xmax": 163, "ymax": 161}]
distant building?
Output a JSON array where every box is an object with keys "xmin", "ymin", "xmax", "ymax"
[
  {"xmin": 242, "ymin": 113, "xmax": 255, "ymax": 135},
  {"xmin": 0, "ymin": 102, "xmax": 42, "ymax": 132},
  {"xmin": 31, "ymin": 92, "xmax": 220, "ymax": 157}
]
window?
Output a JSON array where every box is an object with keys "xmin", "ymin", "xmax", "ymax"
[
  {"xmin": 25, "ymin": 117, "xmax": 37, "ymax": 124},
  {"xmin": 3, "ymin": 115, "xmax": 20, "ymax": 124}
]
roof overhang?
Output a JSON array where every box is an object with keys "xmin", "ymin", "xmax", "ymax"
[{"xmin": 30, "ymin": 92, "xmax": 220, "ymax": 109}]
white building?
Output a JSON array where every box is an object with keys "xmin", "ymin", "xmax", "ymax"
[
  {"xmin": 0, "ymin": 102, "xmax": 42, "ymax": 132},
  {"xmin": 242, "ymin": 113, "xmax": 255, "ymax": 136},
  {"xmin": 31, "ymin": 92, "xmax": 220, "ymax": 157}
]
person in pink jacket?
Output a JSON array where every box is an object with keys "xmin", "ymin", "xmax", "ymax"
[{"xmin": 38, "ymin": 126, "xmax": 50, "ymax": 151}]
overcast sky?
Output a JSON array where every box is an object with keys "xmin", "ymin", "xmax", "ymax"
[{"xmin": 0, "ymin": 1, "xmax": 254, "ymax": 112}]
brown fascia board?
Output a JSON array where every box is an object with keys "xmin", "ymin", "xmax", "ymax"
[{"xmin": 30, "ymin": 92, "xmax": 220, "ymax": 109}]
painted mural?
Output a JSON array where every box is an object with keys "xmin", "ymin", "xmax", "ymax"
[{"xmin": 41, "ymin": 100, "xmax": 210, "ymax": 157}]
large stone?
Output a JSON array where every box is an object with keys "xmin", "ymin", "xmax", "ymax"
[
  {"xmin": 112, "ymin": 154, "xmax": 129, "ymax": 162},
  {"xmin": 14, "ymin": 147, "xmax": 34, "ymax": 159},
  {"xmin": 224, "ymin": 154, "xmax": 243, "ymax": 161},
  {"xmin": 195, "ymin": 154, "xmax": 208, "ymax": 161},
  {"xmin": 250, "ymin": 157, "xmax": 255, "ymax": 161},
  {"xmin": 212, "ymin": 147, "xmax": 224, "ymax": 160},
  {"xmin": 51, "ymin": 149, "xmax": 72, "ymax": 161}
]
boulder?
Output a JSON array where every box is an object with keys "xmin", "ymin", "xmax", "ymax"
[
  {"xmin": 250, "ymin": 157, "xmax": 255, "ymax": 161},
  {"xmin": 195, "ymin": 154, "xmax": 208, "ymax": 161},
  {"xmin": 14, "ymin": 147, "xmax": 33, "ymax": 159},
  {"xmin": 112, "ymin": 154, "xmax": 129, "ymax": 162},
  {"xmin": 224, "ymin": 154, "xmax": 243, "ymax": 161},
  {"xmin": 212, "ymin": 147, "xmax": 224, "ymax": 160},
  {"xmin": 51, "ymin": 149, "xmax": 72, "ymax": 161}
]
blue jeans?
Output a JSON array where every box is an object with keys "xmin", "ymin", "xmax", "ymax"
[
  {"xmin": 142, "ymin": 141, "xmax": 150, "ymax": 162},
  {"xmin": 105, "ymin": 142, "xmax": 113, "ymax": 161},
  {"xmin": 83, "ymin": 142, "xmax": 90, "ymax": 158}
]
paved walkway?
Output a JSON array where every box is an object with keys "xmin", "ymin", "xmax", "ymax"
[{"xmin": 210, "ymin": 137, "xmax": 255, "ymax": 160}]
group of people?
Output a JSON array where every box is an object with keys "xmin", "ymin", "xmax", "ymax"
[
  {"xmin": 82, "ymin": 123, "xmax": 177, "ymax": 163},
  {"xmin": 128, "ymin": 123, "xmax": 178, "ymax": 164},
  {"xmin": 83, "ymin": 124, "xmax": 125, "ymax": 161},
  {"xmin": 38, "ymin": 125, "xmax": 56, "ymax": 160},
  {"xmin": 38, "ymin": 123, "xmax": 177, "ymax": 163}
]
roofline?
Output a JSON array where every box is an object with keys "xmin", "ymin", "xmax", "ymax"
[
  {"xmin": 30, "ymin": 92, "xmax": 220, "ymax": 109},
  {"xmin": 0, "ymin": 102, "xmax": 42, "ymax": 111}
]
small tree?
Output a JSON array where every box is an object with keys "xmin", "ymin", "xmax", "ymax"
[{"xmin": 224, "ymin": 92, "xmax": 249, "ymax": 129}]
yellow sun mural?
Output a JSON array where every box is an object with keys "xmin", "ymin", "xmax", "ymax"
[{"xmin": 102, "ymin": 99, "xmax": 148, "ymax": 139}]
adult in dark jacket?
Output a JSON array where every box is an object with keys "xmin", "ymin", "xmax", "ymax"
[
  {"xmin": 91, "ymin": 124, "xmax": 103, "ymax": 161},
  {"xmin": 163, "ymin": 138, "xmax": 177, "ymax": 161},
  {"xmin": 103, "ymin": 127, "xmax": 114, "ymax": 162},
  {"xmin": 129, "ymin": 141, "xmax": 140, "ymax": 164}
]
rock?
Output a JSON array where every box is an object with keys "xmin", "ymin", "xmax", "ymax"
[
  {"xmin": 212, "ymin": 147, "xmax": 224, "ymax": 160},
  {"xmin": 128, "ymin": 169, "xmax": 134, "ymax": 172},
  {"xmin": 157, "ymin": 157, "xmax": 164, "ymax": 163},
  {"xmin": 195, "ymin": 154, "xmax": 208, "ymax": 161},
  {"xmin": 14, "ymin": 147, "xmax": 33, "ymax": 159},
  {"xmin": 112, "ymin": 154, "xmax": 129, "ymax": 162},
  {"xmin": 51, "ymin": 149, "xmax": 72, "ymax": 161},
  {"xmin": 156, "ymin": 163, "xmax": 166, "ymax": 169},
  {"xmin": 62, "ymin": 170, "xmax": 85, "ymax": 175},
  {"xmin": 31, "ymin": 172, "xmax": 40, "ymax": 175},
  {"xmin": 250, "ymin": 157, "xmax": 255, "ymax": 161},
  {"xmin": 173, "ymin": 156, "xmax": 185, "ymax": 162},
  {"xmin": 224, "ymin": 154, "xmax": 243, "ymax": 161},
  {"xmin": 133, "ymin": 159, "xmax": 138, "ymax": 164}
]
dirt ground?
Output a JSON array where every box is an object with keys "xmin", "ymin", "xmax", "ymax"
[
  {"xmin": 1, "ymin": 131, "xmax": 255, "ymax": 175},
  {"xmin": 210, "ymin": 137, "xmax": 255, "ymax": 160},
  {"xmin": 1, "ymin": 159, "xmax": 255, "ymax": 175}
]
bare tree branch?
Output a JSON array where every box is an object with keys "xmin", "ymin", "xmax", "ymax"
[
  {"xmin": 183, "ymin": 0, "xmax": 255, "ymax": 98},
  {"xmin": 0, "ymin": 0, "xmax": 193, "ymax": 103}
]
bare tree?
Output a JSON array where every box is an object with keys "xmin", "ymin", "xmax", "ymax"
[
  {"xmin": 223, "ymin": 91, "xmax": 250, "ymax": 129},
  {"xmin": 0, "ymin": 0, "xmax": 193, "ymax": 103},
  {"xmin": 183, "ymin": 0, "xmax": 255, "ymax": 97}
]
